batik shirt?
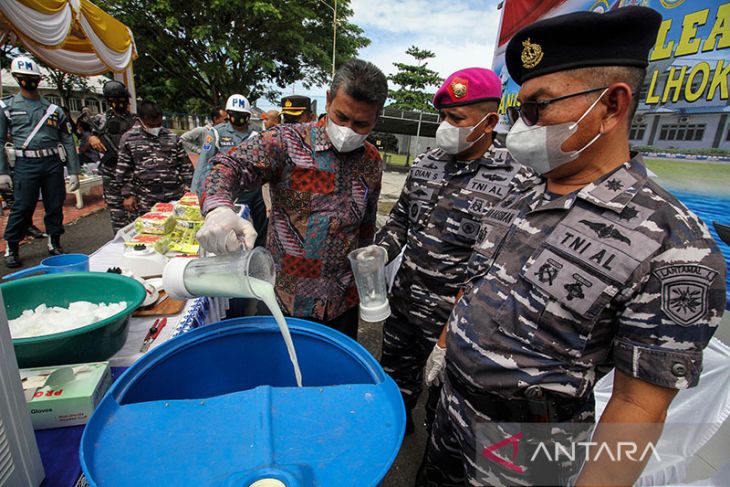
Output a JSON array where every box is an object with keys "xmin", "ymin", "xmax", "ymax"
[
  {"xmin": 376, "ymin": 147, "xmax": 540, "ymax": 331},
  {"xmin": 447, "ymin": 155, "xmax": 726, "ymax": 399},
  {"xmin": 202, "ymin": 118, "xmax": 383, "ymax": 321}
]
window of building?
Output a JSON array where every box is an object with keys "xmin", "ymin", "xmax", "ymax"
[
  {"xmin": 69, "ymin": 97, "xmax": 82, "ymax": 112},
  {"xmin": 726, "ymin": 127, "xmax": 730, "ymax": 141},
  {"xmin": 84, "ymin": 98, "xmax": 102, "ymax": 113},
  {"xmin": 629, "ymin": 123, "xmax": 647, "ymax": 140},
  {"xmin": 47, "ymin": 95, "xmax": 62, "ymax": 106},
  {"xmin": 658, "ymin": 122, "xmax": 705, "ymax": 141}
]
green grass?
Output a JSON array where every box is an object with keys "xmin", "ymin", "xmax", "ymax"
[
  {"xmin": 380, "ymin": 152, "xmax": 410, "ymax": 166},
  {"xmin": 375, "ymin": 154, "xmax": 730, "ymax": 196},
  {"xmin": 644, "ymin": 158, "xmax": 730, "ymax": 197}
]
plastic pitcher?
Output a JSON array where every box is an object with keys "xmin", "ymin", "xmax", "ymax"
[
  {"xmin": 162, "ymin": 248, "xmax": 275, "ymax": 300},
  {"xmin": 348, "ymin": 246, "xmax": 391, "ymax": 322},
  {"xmin": 3, "ymin": 253, "xmax": 89, "ymax": 281},
  {"xmin": 163, "ymin": 247, "xmax": 303, "ymax": 387}
]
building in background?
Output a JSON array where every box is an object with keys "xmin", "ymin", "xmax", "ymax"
[
  {"xmin": 1, "ymin": 67, "xmax": 108, "ymax": 118},
  {"xmin": 631, "ymin": 57, "xmax": 730, "ymax": 150},
  {"xmin": 493, "ymin": 0, "xmax": 730, "ymax": 151}
]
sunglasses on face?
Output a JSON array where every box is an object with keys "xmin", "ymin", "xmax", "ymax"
[{"xmin": 507, "ymin": 86, "xmax": 608, "ymax": 127}]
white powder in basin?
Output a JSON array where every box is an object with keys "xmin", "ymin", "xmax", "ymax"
[{"xmin": 9, "ymin": 301, "xmax": 127, "ymax": 339}]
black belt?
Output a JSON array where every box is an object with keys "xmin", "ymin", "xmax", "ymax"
[{"xmin": 446, "ymin": 368, "xmax": 589, "ymax": 423}]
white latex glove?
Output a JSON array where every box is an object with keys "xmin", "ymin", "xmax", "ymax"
[
  {"xmin": 424, "ymin": 344, "xmax": 446, "ymax": 387},
  {"xmin": 196, "ymin": 206, "xmax": 257, "ymax": 254},
  {"xmin": 67, "ymin": 175, "xmax": 80, "ymax": 192},
  {"xmin": 0, "ymin": 174, "xmax": 12, "ymax": 192}
]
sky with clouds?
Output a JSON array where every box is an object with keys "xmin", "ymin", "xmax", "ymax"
[{"xmin": 257, "ymin": 0, "xmax": 503, "ymax": 111}]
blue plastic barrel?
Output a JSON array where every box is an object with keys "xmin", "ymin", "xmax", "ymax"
[{"xmin": 80, "ymin": 317, "xmax": 405, "ymax": 486}]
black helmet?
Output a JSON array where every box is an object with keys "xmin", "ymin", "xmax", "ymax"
[{"xmin": 103, "ymin": 80, "xmax": 129, "ymax": 98}]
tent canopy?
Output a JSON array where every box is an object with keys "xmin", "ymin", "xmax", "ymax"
[{"xmin": 0, "ymin": 0, "xmax": 136, "ymax": 76}]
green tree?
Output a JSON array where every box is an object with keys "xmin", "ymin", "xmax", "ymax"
[
  {"xmin": 388, "ymin": 46, "xmax": 442, "ymax": 112},
  {"xmin": 98, "ymin": 0, "xmax": 369, "ymax": 111},
  {"xmin": 46, "ymin": 69, "xmax": 91, "ymax": 109}
]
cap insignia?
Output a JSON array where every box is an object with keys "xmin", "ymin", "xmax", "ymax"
[
  {"xmin": 451, "ymin": 82, "xmax": 467, "ymax": 99},
  {"xmin": 521, "ymin": 38, "xmax": 544, "ymax": 69}
]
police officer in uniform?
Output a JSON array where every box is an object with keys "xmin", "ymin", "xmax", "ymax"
[
  {"xmin": 115, "ymin": 100, "xmax": 193, "ymax": 217},
  {"xmin": 1, "ymin": 57, "xmax": 79, "ymax": 268},
  {"xmin": 419, "ymin": 8, "xmax": 727, "ymax": 486},
  {"xmin": 191, "ymin": 94, "xmax": 267, "ymax": 246},
  {"xmin": 87, "ymin": 80, "xmax": 136, "ymax": 232},
  {"xmin": 374, "ymin": 68, "xmax": 539, "ymax": 434},
  {"xmin": 280, "ymin": 95, "xmax": 314, "ymax": 124}
]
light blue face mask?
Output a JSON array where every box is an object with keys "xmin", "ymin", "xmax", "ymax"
[{"xmin": 506, "ymin": 88, "xmax": 608, "ymax": 175}]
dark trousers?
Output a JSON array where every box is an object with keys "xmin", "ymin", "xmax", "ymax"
[
  {"xmin": 100, "ymin": 161, "xmax": 132, "ymax": 233},
  {"xmin": 308, "ymin": 306, "xmax": 359, "ymax": 340},
  {"xmin": 255, "ymin": 302, "xmax": 359, "ymax": 341},
  {"xmin": 380, "ymin": 303, "xmax": 442, "ymax": 424},
  {"xmin": 4, "ymin": 157, "xmax": 65, "ymax": 243},
  {"xmin": 417, "ymin": 378, "xmax": 595, "ymax": 486}
]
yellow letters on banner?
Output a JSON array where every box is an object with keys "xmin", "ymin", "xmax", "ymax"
[
  {"xmin": 702, "ymin": 3, "xmax": 730, "ymax": 52},
  {"xmin": 651, "ymin": 20, "xmax": 674, "ymax": 61},
  {"xmin": 644, "ymin": 3, "xmax": 730, "ymax": 105},
  {"xmin": 707, "ymin": 60, "xmax": 730, "ymax": 101},
  {"xmin": 646, "ymin": 59, "xmax": 730, "ymax": 105},
  {"xmin": 662, "ymin": 66, "xmax": 687, "ymax": 104},
  {"xmin": 675, "ymin": 9, "xmax": 709, "ymax": 57},
  {"xmin": 651, "ymin": 4, "xmax": 729, "ymax": 60},
  {"xmin": 685, "ymin": 62, "xmax": 711, "ymax": 103}
]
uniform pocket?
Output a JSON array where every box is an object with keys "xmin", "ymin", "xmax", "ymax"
[
  {"xmin": 495, "ymin": 247, "xmax": 616, "ymax": 361},
  {"xmin": 439, "ymin": 195, "xmax": 482, "ymax": 248}
]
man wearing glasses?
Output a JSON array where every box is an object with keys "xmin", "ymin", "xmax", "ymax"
[{"xmin": 419, "ymin": 7, "xmax": 726, "ymax": 486}]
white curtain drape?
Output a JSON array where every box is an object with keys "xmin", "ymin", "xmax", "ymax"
[
  {"xmin": 0, "ymin": 0, "xmax": 72, "ymax": 48},
  {"xmin": 0, "ymin": 0, "xmax": 136, "ymax": 75}
]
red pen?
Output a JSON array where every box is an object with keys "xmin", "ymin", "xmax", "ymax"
[
  {"xmin": 140, "ymin": 317, "xmax": 167, "ymax": 353},
  {"xmin": 151, "ymin": 317, "xmax": 168, "ymax": 341}
]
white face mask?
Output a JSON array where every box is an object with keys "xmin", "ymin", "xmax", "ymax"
[
  {"xmin": 435, "ymin": 114, "xmax": 490, "ymax": 155},
  {"xmin": 505, "ymin": 88, "xmax": 607, "ymax": 175},
  {"xmin": 142, "ymin": 124, "xmax": 162, "ymax": 137},
  {"xmin": 326, "ymin": 117, "xmax": 369, "ymax": 152}
]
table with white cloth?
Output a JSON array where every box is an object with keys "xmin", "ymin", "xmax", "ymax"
[
  {"xmin": 88, "ymin": 236, "xmax": 228, "ymax": 366},
  {"xmin": 32, "ymin": 236, "xmax": 230, "ymax": 487}
]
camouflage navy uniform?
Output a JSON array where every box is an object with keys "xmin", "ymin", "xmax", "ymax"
[
  {"xmin": 89, "ymin": 109, "xmax": 136, "ymax": 231},
  {"xmin": 420, "ymin": 156, "xmax": 727, "ymax": 485},
  {"xmin": 115, "ymin": 126, "xmax": 193, "ymax": 217},
  {"xmin": 375, "ymin": 147, "xmax": 539, "ymax": 421}
]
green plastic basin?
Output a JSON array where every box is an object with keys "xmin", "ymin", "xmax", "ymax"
[{"xmin": 2, "ymin": 272, "xmax": 146, "ymax": 368}]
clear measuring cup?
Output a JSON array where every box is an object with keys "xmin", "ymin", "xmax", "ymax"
[
  {"xmin": 348, "ymin": 245, "xmax": 391, "ymax": 322},
  {"xmin": 163, "ymin": 248, "xmax": 275, "ymax": 300}
]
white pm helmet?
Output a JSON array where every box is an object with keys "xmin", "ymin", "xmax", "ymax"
[
  {"xmin": 10, "ymin": 56, "xmax": 41, "ymax": 76},
  {"xmin": 225, "ymin": 94, "xmax": 251, "ymax": 114}
]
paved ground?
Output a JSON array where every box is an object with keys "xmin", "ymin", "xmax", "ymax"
[
  {"xmin": 0, "ymin": 184, "xmax": 107, "ymax": 254},
  {"xmin": 3, "ymin": 169, "xmax": 728, "ymax": 483}
]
